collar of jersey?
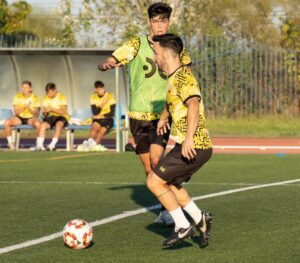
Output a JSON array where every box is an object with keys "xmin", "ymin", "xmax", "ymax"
[{"xmin": 168, "ymin": 64, "xmax": 186, "ymax": 78}]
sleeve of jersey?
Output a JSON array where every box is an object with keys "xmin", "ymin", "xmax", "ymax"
[
  {"xmin": 89, "ymin": 95, "xmax": 95, "ymax": 105},
  {"xmin": 178, "ymin": 78, "xmax": 201, "ymax": 105},
  {"xmin": 180, "ymin": 48, "xmax": 192, "ymax": 66},
  {"xmin": 111, "ymin": 37, "xmax": 140, "ymax": 65}
]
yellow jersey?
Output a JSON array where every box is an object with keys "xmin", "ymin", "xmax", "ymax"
[
  {"xmin": 167, "ymin": 66, "xmax": 212, "ymax": 149},
  {"xmin": 90, "ymin": 92, "xmax": 116, "ymax": 119},
  {"xmin": 42, "ymin": 92, "xmax": 70, "ymax": 120},
  {"xmin": 13, "ymin": 92, "xmax": 40, "ymax": 118}
]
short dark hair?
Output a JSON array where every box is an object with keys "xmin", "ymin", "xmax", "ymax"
[
  {"xmin": 152, "ymin": 34, "xmax": 183, "ymax": 55},
  {"xmin": 22, "ymin": 80, "xmax": 32, "ymax": 87},
  {"xmin": 45, "ymin": 82, "xmax": 56, "ymax": 92},
  {"xmin": 94, "ymin": 80, "xmax": 105, "ymax": 88},
  {"xmin": 148, "ymin": 2, "xmax": 172, "ymax": 19}
]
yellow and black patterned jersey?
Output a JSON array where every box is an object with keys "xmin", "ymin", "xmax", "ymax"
[
  {"xmin": 112, "ymin": 37, "xmax": 141, "ymax": 65},
  {"xmin": 13, "ymin": 92, "xmax": 40, "ymax": 118},
  {"xmin": 42, "ymin": 92, "xmax": 69, "ymax": 120},
  {"xmin": 112, "ymin": 36, "xmax": 192, "ymax": 66},
  {"xmin": 90, "ymin": 92, "xmax": 116, "ymax": 119},
  {"xmin": 167, "ymin": 66, "xmax": 212, "ymax": 149}
]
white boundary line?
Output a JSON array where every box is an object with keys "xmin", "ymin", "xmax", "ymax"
[
  {"xmin": 0, "ymin": 178, "xmax": 299, "ymax": 255},
  {"xmin": 214, "ymin": 145, "xmax": 300, "ymax": 150}
]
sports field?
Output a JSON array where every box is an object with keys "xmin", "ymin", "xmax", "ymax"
[{"xmin": 0, "ymin": 152, "xmax": 299, "ymax": 262}]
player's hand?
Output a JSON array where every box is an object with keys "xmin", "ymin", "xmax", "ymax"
[
  {"xmin": 98, "ymin": 61, "xmax": 122, "ymax": 71},
  {"xmin": 182, "ymin": 137, "xmax": 197, "ymax": 160},
  {"xmin": 44, "ymin": 106, "xmax": 51, "ymax": 113},
  {"xmin": 156, "ymin": 119, "xmax": 170, "ymax": 135}
]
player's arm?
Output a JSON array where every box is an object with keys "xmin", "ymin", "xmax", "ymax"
[
  {"xmin": 13, "ymin": 105, "xmax": 24, "ymax": 115},
  {"xmin": 102, "ymin": 94, "xmax": 116, "ymax": 118},
  {"xmin": 25, "ymin": 103, "xmax": 39, "ymax": 116},
  {"xmin": 47, "ymin": 105, "xmax": 67, "ymax": 115},
  {"xmin": 99, "ymin": 95, "xmax": 116, "ymax": 118},
  {"xmin": 32, "ymin": 107, "xmax": 40, "ymax": 117},
  {"xmin": 102, "ymin": 104, "xmax": 116, "ymax": 118},
  {"xmin": 99, "ymin": 37, "xmax": 140, "ymax": 72},
  {"xmin": 157, "ymin": 105, "xmax": 170, "ymax": 135},
  {"xmin": 182, "ymin": 97, "xmax": 199, "ymax": 160},
  {"xmin": 41, "ymin": 105, "xmax": 48, "ymax": 116},
  {"xmin": 27, "ymin": 106, "xmax": 40, "ymax": 117},
  {"xmin": 91, "ymin": 104, "xmax": 101, "ymax": 117},
  {"xmin": 30, "ymin": 96, "xmax": 41, "ymax": 117},
  {"xmin": 98, "ymin": 56, "xmax": 122, "ymax": 71}
]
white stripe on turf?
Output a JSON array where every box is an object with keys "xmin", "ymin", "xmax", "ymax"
[{"xmin": 0, "ymin": 178, "xmax": 299, "ymax": 255}]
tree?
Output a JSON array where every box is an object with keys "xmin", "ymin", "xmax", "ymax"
[
  {"xmin": 75, "ymin": 0, "xmax": 285, "ymax": 48},
  {"xmin": 45, "ymin": 0, "xmax": 299, "ymax": 49},
  {"xmin": 280, "ymin": 17, "xmax": 300, "ymax": 50},
  {"xmin": 54, "ymin": 0, "xmax": 77, "ymax": 47},
  {"xmin": 0, "ymin": 0, "xmax": 32, "ymax": 34},
  {"xmin": 279, "ymin": 0, "xmax": 300, "ymax": 50}
]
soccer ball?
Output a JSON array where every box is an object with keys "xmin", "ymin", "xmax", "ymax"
[{"xmin": 63, "ymin": 219, "xmax": 93, "ymax": 249}]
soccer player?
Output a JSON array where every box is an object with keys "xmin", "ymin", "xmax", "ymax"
[
  {"xmin": 82, "ymin": 80, "xmax": 116, "ymax": 151},
  {"xmin": 35, "ymin": 83, "xmax": 69, "ymax": 151},
  {"xmin": 98, "ymin": 2, "xmax": 191, "ymax": 226},
  {"xmin": 146, "ymin": 34, "xmax": 213, "ymax": 248},
  {"xmin": 4, "ymin": 80, "xmax": 40, "ymax": 150}
]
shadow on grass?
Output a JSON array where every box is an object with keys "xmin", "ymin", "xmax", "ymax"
[
  {"xmin": 109, "ymin": 184, "xmax": 160, "ymax": 216},
  {"xmin": 109, "ymin": 185, "xmax": 202, "ymax": 249},
  {"xmin": 162, "ymin": 241, "xmax": 193, "ymax": 250},
  {"xmin": 109, "ymin": 185, "xmax": 172, "ymax": 238}
]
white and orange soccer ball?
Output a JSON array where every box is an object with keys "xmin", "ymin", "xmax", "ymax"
[{"xmin": 63, "ymin": 219, "xmax": 93, "ymax": 249}]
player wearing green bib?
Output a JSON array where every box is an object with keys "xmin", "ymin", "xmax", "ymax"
[{"xmin": 98, "ymin": 2, "xmax": 191, "ymax": 226}]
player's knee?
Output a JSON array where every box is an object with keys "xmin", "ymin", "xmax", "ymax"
[
  {"xmin": 146, "ymin": 173, "xmax": 157, "ymax": 192},
  {"xmin": 40, "ymin": 123, "xmax": 48, "ymax": 131},
  {"xmin": 56, "ymin": 121, "xmax": 64, "ymax": 127},
  {"xmin": 4, "ymin": 119, "xmax": 11, "ymax": 127},
  {"xmin": 91, "ymin": 122, "xmax": 98, "ymax": 128},
  {"xmin": 35, "ymin": 121, "xmax": 41, "ymax": 129}
]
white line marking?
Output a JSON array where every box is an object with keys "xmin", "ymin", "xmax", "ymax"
[
  {"xmin": 0, "ymin": 178, "xmax": 299, "ymax": 255},
  {"xmin": 165, "ymin": 145, "xmax": 300, "ymax": 150},
  {"xmin": 214, "ymin": 145, "xmax": 300, "ymax": 150}
]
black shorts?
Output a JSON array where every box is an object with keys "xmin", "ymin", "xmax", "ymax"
[
  {"xmin": 153, "ymin": 144, "xmax": 213, "ymax": 189},
  {"xmin": 16, "ymin": 116, "xmax": 31, "ymax": 125},
  {"xmin": 92, "ymin": 118, "xmax": 114, "ymax": 131},
  {"xmin": 130, "ymin": 118, "xmax": 170, "ymax": 155},
  {"xmin": 43, "ymin": 116, "xmax": 68, "ymax": 129}
]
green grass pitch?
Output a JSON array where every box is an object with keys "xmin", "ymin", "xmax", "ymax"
[{"xmin": 0, "ymin": 152, "xmax": 299, "ymax": 262}]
